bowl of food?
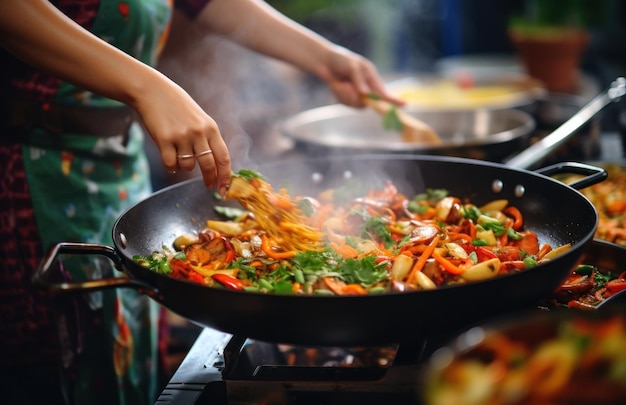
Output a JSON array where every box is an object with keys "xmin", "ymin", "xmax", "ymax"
[{"xmin": 421, "ymin": 307, "xmax": 626, "ymax": 405}]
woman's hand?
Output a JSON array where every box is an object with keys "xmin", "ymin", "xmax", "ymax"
[
  {"xmin": 133, "ymin": 76, "xmax": 232, "ymax": 195},
  {"xmin": 0, "ymin": 0, "xmax": 232, "ymax": 194}
]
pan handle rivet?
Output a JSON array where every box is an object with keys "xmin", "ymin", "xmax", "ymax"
[
  {"xmin": 492, "ymin": 179, "xmax": 503, "ymax": 194},
  {"xmin": 119, "ymin": 233, "xmax": 127, "ymax": 249},
  {"xmin": 514, "ymin": 185, "xmax": 526, "ymax": 198}
]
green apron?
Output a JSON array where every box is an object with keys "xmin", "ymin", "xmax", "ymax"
[{"xmin": 22, "ymin": 1, "xmax": 172, "ymax": 403}]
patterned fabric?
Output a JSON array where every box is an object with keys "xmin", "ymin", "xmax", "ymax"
[{"xmin": 0, "ymin": 0, "xmax": 208, "ymax": 403}]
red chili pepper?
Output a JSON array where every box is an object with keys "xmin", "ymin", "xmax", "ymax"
[{"xmin": 212, "ymin": 273, "xmax": 244, "ymax": 290}]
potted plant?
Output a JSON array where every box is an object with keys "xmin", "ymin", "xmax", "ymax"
[{"xmin": 508, "ymin": 0, "xmax": 606, "ymax": 93}]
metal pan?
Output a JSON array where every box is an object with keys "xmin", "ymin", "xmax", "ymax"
[
  {"xmin": 281, "ymin": 104, "xmax": 535, "ymax": 161},
  {"xmin": 280, "ymin": 78, "xmax": 623, "ymax": 164},
  {"xmin": 34, "ymin": 156, "xmax": 604, "ymax": 346}
]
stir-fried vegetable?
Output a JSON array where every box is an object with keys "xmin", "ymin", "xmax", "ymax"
[
  {"xmin": 550, "ymin": 263, "xmax": 626, "ymax": 310},
  {"xmin": 425, "ymin": 314, "xmax": 626, "ymax": 405},
  {"xmin": 561, "ymin": 164, "xmax": 626, "ymax": 246},
  {"xmin": 133, "ymin": 170, "xmax": 570, "ymax": 295}
]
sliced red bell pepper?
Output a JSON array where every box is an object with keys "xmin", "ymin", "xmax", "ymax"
[
  {"xmin": 605, "ymin": 278, "xmax": 626, "ymax": 294},
  {"xmin": 212, "ymin": 273, "xmax": 244, "ymax": 290}
]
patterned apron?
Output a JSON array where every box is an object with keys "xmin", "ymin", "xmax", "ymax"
[{"xmin": 20, "ymin": 1, "xmax": 172, "ymax": 403}]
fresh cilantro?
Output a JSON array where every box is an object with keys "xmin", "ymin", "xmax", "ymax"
[
  {"xmin": 361, "ymin": 215, "xmax": 394, "ymax": 249},
  {"xmin": 291, "ymin": 249, "xmax": 341, "ymax": 273},
  {"xmin": 594, "ymin": 270, "xmax": 613, "ymax": 288},
  {"xmin": 336, "ymin": 255, "xmax": 388, "ymax": 287}
]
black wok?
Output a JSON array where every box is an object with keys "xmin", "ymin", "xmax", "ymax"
[
  {"xmin": 33, "ymin": 78, "xmax": 625, "ymax": 346},
  {"xmin": 35, "ymin": 156, "xmax": 605, "ymax": 346}
]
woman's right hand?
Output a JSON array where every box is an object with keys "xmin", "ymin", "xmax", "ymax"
[
  {"xmin": 132, "ymin": 75, "xmax": 232, "ymax": 196},
  {"xmin": 0, "ymin": 0, "xmax": 232, "ymax": 195}
]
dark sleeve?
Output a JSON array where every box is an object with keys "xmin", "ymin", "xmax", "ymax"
[{"xmin": 175, "ymin": 0, "xmax": 213, "ymax": 19}]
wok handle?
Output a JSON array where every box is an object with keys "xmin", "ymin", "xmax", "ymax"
[
  {"xmin": 505, "ymin": 77, "xmax": 626, "ymax": 170},
  {"xmin": 33, "ymin": 242, "xmax": 160, "ymax": 298},
  {"xmin": 534, "ymin": 161, "xmax": 608, "ymax": 190}
]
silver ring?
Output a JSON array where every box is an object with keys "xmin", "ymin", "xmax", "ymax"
[
  {"xmin": 194, "ymin": 149, "xmax": 213, "ymax": 158},
  {"xmin": 176, "ymin": 153, "xmax": 195, "ymax": 159}
]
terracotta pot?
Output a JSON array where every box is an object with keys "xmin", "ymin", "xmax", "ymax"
[{"xmin": 509, "ymin": 29, "xmax": 589, "ymax": 94}]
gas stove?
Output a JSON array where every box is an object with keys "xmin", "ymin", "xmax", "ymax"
[{"xmin": 156, "ymin": 328, "xmax": 439, "ymax": 404}]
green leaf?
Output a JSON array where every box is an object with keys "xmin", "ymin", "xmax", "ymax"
[{"xmin": 382, "ymin": 106, "xmax": 403, "ymax": 131}]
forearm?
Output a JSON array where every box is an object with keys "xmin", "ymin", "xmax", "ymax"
[
  {"xmin": 197, "ymin": 0, "xmax": 336, "ymax": 80},
  {"xmin": 0, "ymin": 0, "xmax": 167, "ymax": 108}
]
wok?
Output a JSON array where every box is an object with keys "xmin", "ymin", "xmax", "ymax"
[
  {"xmin": 33, "ymin": 79, "xmax": 624, "ymax": 347},
  {"xmin": 556, "ymin": 238, "xmax": 626, "ymax": 310},
  {"xmin": 34, "ymin": 156, "xmax": 604, "ymax": 346}
]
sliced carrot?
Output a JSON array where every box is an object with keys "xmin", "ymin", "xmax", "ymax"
[
  {"xmin": 406, "ymin": 234, "xmax": 440, "ymax": 284},
  {"xmin": 330, "ymin": 241, "xmax": 359, "ymax": 259},
  {"xmin": 292, "ymin": 282, "xmax": 302, "ymax": 294},
  {"xmin": 447, "ymin": 232, "xmax": 474, "ymax": 244},
  {"xmin": 503, "ymin": 206, "xmax": 523, "ymax": 230},
  {"xmin": 536, "ymin": 243, "xmax": 552, "ymax": 261},
  {"xmin": 342, "ymin": 284, "xmax": 368, "ymax": 295},
  {"xmin": 432, "ymin": 250, "xmax": 466, "ymax": 275}
]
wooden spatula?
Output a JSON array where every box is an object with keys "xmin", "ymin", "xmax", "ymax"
[{"xmin": 363, "ymin": 96, "xmax": 442, "ymax": 144}]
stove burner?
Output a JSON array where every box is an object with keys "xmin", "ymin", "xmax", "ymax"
[{"xmin": 158, "ymin": 329, "xmax": 430, "ymax": 404}]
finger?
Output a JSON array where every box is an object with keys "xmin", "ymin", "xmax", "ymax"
[
  {"xmin": 362, "ymin": 67, "xmax": 406, "ymax": 106},
  {"xmin": 194, "ymin": 145, "xmax": 217, "ymax": 189},
  {"xmin": 208, "ymin": 136, "xmax": 231, "ymax": 196},
  {"xmin": 161, "ymin": 143, "xmax": 179, "ymax": 174},
  {"xmin": 175, "ymin": 145, "xmax": 197, "ymax": 171}
]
